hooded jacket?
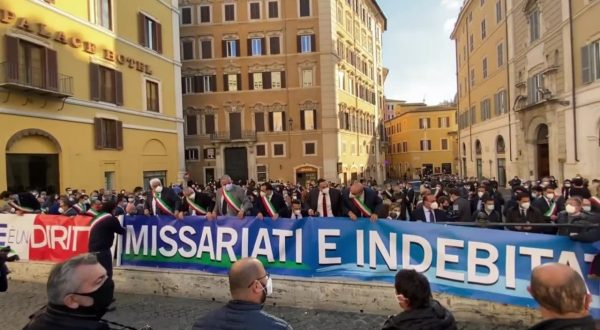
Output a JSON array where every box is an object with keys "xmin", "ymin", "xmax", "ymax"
[{"xmin": 382, "ymin": 300, "xmax": 457, "ymax": 330}]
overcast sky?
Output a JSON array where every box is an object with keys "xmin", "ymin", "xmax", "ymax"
[{"xmin": 379, "ymin": 0, "xmax": 462, "ymax": 104}]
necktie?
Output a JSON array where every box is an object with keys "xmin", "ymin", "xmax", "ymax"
[
  {"xmin": 521, "ymin": 209, "xmax": 526, "ymax": 218},
  {"xmin": 322, "ymin": 193, "xmax": 328, "ymax": 217}
]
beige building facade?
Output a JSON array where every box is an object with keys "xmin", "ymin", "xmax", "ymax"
[{"xmin": 180, "ymin": 0, "xmax": 386, "ymax": 185}]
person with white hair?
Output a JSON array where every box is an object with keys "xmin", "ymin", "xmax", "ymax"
[
  {"xmin": 178, "ymin": 186, "xmax": 214, "ymax": 219},
  {"xmin": 143, "ymin": 178, "xmax": 181, "ymax": 217},
  {"xmin": 207, "ymin": 175, "xmax": 252, "ymax": 220}
]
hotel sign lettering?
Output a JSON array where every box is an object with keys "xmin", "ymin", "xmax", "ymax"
[{"xmin": 0, "ymin": 9, "xmax": 152, "ymax": 74}]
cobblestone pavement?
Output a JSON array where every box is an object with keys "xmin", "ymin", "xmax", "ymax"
[{"xmin": 1, "ymin": 281, "xmax": 527, "ymax": 330}]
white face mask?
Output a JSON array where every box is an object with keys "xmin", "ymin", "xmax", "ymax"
[
  {"xmin": 225, "ymin": 183, "xmax": 233, "ymax": 191},
  {"xmin": 154, "ymin": 186, "xmax": 163, "ymax": 193},
  {"xmin": 583, "ymin": 206, "xmax": 592, "ymax": 212},
  {"xmin": 294, "ymin": 210, "xmax": 302, "ymax": 216},
  {"xmin": 477, "ymin": 191, "xmax": 484, "ymax": 198},
  {"xmin": 58, "ymin": 207, "xmax": 64, "ymax": 214},
  {"xmin": 430, "ymin": 202, "xmax": 439, "ymax": 210},
  {"xmin": 565, "ymin": 183, "xmax": 571, "ymax": 188},
  {"xmin": 263, "ymin": 277, "xmax": 273, "ymax": 296},
  {"xmin": 322, "ymin": 187, "xmax": 330, "ymax": 194},
  {"xmin": 485, "ymin": 204, "xmax": 495, "ymax": 212},
  {"xmin": 565, "ymin": 205, "xmax": 577, "ymax": 214},
  {"xmin": 546, "ymin": 193, "xmax": 554, "ymax": 200},
  {"xmin": 521, "ymin": 202, "xmax": 531, "ymax": 210}
]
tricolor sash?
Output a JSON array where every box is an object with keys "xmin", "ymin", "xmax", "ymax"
[
  {"xmin": 544, "ymin": 201, "xmax": 557, "ymax": 217},
  {"xmin": 73, "ymin": 203, "xmax": 86, "ymax": 214},
  {"xmin": 154, "ymin": 193, "xmax": 175, "ymax": 217},
  {"xmin": 186, "ymin": 196, "xmax": 207, "ymax": 215},
  {"xmin": 351, "ymin": 196, "xmax": 372, "ymax": 217},
  {"xmin": 260, "ymin": 195, "xmax": 276, "ymax": 217},
  {"xmin": 591, "ymin": 196, "xmax": 600, "ymax": 207},
  {"xmin": 8, "ymin": 201, "xmax": 35, "ymax": 213},
  {"xmin": 222, "ymin": 189, "xmax": 242, "ymax": 213},
  {"xmin": 89, "ymin": 212, "xmax": 113, "ymax": 230},
  {"xmin": 85, "ymin": 208, "xmax": 100, "ymax": 217}
]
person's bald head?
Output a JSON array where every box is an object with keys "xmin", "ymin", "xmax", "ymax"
[
  {"xmin": 350, "ymin": 181, "xmax": 364, "ymax": 196},
  {"xmin": 229, "ymin": 257, "xmax": 267, "ymax": 300},
  {"xmin": 529, "ymin": 263, "xmax": 590, "ymax": 317}
]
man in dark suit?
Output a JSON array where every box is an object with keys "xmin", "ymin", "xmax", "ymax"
[
  {"xmin": 144, "ymin": 178, "xmax": 181, "ymax": 218},
  {"xmin": 533, "ymin": 186, "xmax": 564, "ymax": 234},
  {"xmin": 505, "ymin": 193, "xmax": 545, "ymax": 233},
  {"xmin": 471, "ymin": 197, "xmax": 503, "ymax": 229},
  {"xmin": 410, "ymin": 193, "xmax": 447, "ymax": 223},
  {"xmin": 448, "ymin": 188, "xmax": 471, "ymax": 222},
  {"xmin": 470, "ymin": 186, "xmax": 488, "ymax": 214},
  {"xmin": 178, "ymin": 187, "xmax": 215, "ymax": 218},
  {"xmin": 254, "ymin": 182, "xmax": 289, "ymax": 220},
  {"xmin": 208, "ymin": 175, "xmax": 252, "ymax": 220},
  {"xmin": 289, "ymin": 199, "xmax": 309, "ymax": 220},
  {"xmin": 1, "ymin": 191, "xmax": 41, "ymax": 214},
  {"xmin": 307, "ymin": 179, "xmax": 343, "ymax": 217},
  {"xmin": 341, "ymin": 181, "xmax": 382, "ymax": 222}
]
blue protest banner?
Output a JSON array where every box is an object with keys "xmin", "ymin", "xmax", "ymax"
[{"xmin": 121, "ymin": 215, "xmax": 600, "ymax": 316}]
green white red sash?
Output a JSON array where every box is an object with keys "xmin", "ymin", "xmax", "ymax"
[
  {"xmin": 86, "ymin": 208, "xmax": 100, "ymax": 217},
  {"xmin": 351, "ymin": 195, "xmax": 372, "ymax": 217},
  {"xmin": 8, "ymin": 201, "xmax": 35, "ymax": 213},
  {"xmin": 73, "ymin": 203, "xmax": 86, "ymax": 214},
  {"xmin": 186, "ymin": 196, "xmax": 207, "ymax": 215},
  {"xmin": 222, "ymin": 189, "xmax": 241, "ymax": 213},
  {"xmin": 260, "ymin": 195, "xmax": 276, "ymax": 217},
  {"xmin": 89, "ymin": 212, "xmax": 113, "ymax": 230},
  {"xmin": 591, "ymin": 196, "xmax": 600, "ymax": 207},
  {"xmin": 154, "ymin": 193, "xmax": 175, "ymax": 217},
  {"xmin": 544, "ymin": 200, "xmax": 557, "ymax": 217}
]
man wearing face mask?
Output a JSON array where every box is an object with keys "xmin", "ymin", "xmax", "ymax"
[
  {"xmin": 556, "ymin": 197, "xmax": 590, "ymax": 236},
  {"xmin": 58, "ymin": 197, "xmax": 78, "ymax": 216},
  {"xmin": 192, "ymin": 257, "xmax": 292, "ymax": 330},
  {"xmin": 289, "ymin": 200, "xmax": 308, "ymax": 219},
  {"xmin": 207, "ymin": 175, "xmax": 252, "ymax": 220},
  {"xmin": 386, "ymin": 203, "xmax": 402, "ymax": 220},
  {"xmin": 562, "ymin": 180, "xmax": 573, "ymax": 199},
  {"xmin": 472, "ymin": 197, "xmax": 502, "ymax": 229},
  {"xmin": 178, "ymin": 187, "xmax": 214, "ymax": 219},
  {"xmin": 448, "ymin": 189, "xmax": 471, "ymax": 222},
  {"xmin": 88, "ymin": 201, "xmax": 126, "ymax": 278},
  {"xmin": 23, "ymin": 253, "xmax": 115, "ymax": 330},
  {"xmin": 382, "ymin": 269, "xmax": 456, "ymax": 330},
  {"xmin": 581, "ymin": 199, "xmax": 594, "ymax": 215},
  {"xmin": 469, "ymin": 186, "xmax": 488, "ymax": 214},
  {"xmin": 253, "ymin": 182, "xmax": 290, "ymax": 220},
  {"xmin": 505, "ymin": 193, "xmax": 544, "ymax": 233},
  {"xmin": 342, "ymin": 181, "xmax": 382, "ymax": 222},
  {"xmin": 533, "ymin": 186, "xmax": 564, "ymax": 235},
  {"xmin": 144, "ymin": 178, "xmax": 181, "ymax": 218},
  {"xmin": 410, "ymin": 193, "xmax": 446, "ymax": 223},
  {"xmin": 307, "ymin": 179, "xmax": 343, "ymax": 218}
]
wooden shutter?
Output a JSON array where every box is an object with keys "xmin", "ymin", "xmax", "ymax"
[
  {"xmin": 310, "ymin": 35, "xmax": 316, "ymax": 52},
  {"xmin": 221, "ymin": 40, "xmax": 227, "ymax": 57},
  {"xmin": 249, "ymin": 73, "xmax": 254, "ymax": 90},
  {"xmin": 261, "ymin": 38, "xmax": 266, "ymax": 55},
  {"xmin": 300, "ymin": 110, "xmax": 305, "ymax": 130},
  {"xmin": 205, "ymin": 114, "xmax": 215, "ymax": 134},
  {"xmin": 194, "ymin": 76, "xmax": 203, "ymax": 93},
  {"xmin": 270, "ymin": 36, "xmax": 280, "ymax": 55},
  {"xmin": 313, "ymin": 109, "xmax": 317, "ymax": 129},
  {"xmin": 268, "ymin": 112, "xmax": 274, "ymax": 131},
  {"xmin": 94, "ymin": 118, "xmax": 102, "ymax": 149},
  {"xmin": 156, "ymin": 22, "xmax": 163, "ymax": 53},
  {"xmin": 247, "ymin": 38, "xmax": 253, "ymax": 56},
  {"xmin": 426, "ymin": 118, "xmax": 431, "ymax": 128},
  {"xmin": 5, "ymin": 36, "xmax": 19, "ymax": 81},
  {"xmin": 223, "ymin": 74, "xmax": 229, "ymax": 91},
  {"xmin": 45, "ymin": 48, "xmax": 58, "ymax": 90},
  {"xmin": 209, "ymin": 75, "xmax": 217, "ymax": 92},
  {"xmin": 255, "ymin": 112, "xmax": 265, "ymax": 132},
  {"xmin": 89, "ymin": 63, "xmax": 100, "ymax": 101},
  {"xmin": 116, "ymin": 121, "xmax": 124, "ymax": 150},
  {"xmin": 437, "ymin": 117, "xmax": 441, "ymax": 128},
  {"xmin": 296, "ymin": 36, "xmax": 302, "ymax": 53},
  {"xmin": 263, "ymin": 72, "xmax": 271, "ymax": 90},
  {"xmin": 582, "ymin": 45, "xmax": 592, "ymax": 84},
  {"xmin": 115, "ymin": 70, "xmax": 123, "ymax": 105},
  {"xmin": 282, "ymin": 112, "xmax": 286, "ymax": 131},
  {"xmin": 237, "ymin": 74, "xmax": 242, "ymax": 91},
  {"xmin": 138, "ymin": 13, "xmax": 146, "ymax": 46},
  {"xmin": 181, "ymin": 77, "xmax": 186, "ymax": 93},
  {"xmin": 280, "ymin": 71, "xmax": 286, "ymax": 88},
  {"xmin": 235, "ymin": 40, "xmax": 240, "ymax": 56}
]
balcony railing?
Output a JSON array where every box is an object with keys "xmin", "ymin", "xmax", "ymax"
[
  {"xmin": 0, "ymin": 62, "xmax": 73, "ymax": 98},
  {"xmin": 210, "ymin": 130, "xmax": 257, "ymax": 142}
]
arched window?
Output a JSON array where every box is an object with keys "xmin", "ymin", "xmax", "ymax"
[
  {"xmin": 475, "ymin": 140, "xmax": 482, "ymax": 156},
  {"xmin": 496, "ymin": 136, "xmax": 505, "ymax": 154}
]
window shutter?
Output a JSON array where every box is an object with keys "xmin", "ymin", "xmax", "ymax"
[
  {"xmin": 223, "ymin": 74, "xmax": 229, "ymax": 91},
  {"xmin": 201, "ymin": 40, "xmax": 212, "ymax": 59},
  {"xmin": 263, "ymin": 72, "xmax": 272, "ymax": 89},
  {"xmin": 210, "ymin": 75, "xmax": 216, "ymax": 92},
  {"xmin": 195, "ymin": 76, "xmax": 204, "ymax": 93},
  {"xmin": 268, "ymin": 112, "xmax": 274, "ymax": 131},
  {"xmin": 270, "ymin": 36, "xmax": 280, "ymax": 55},
  {"xmin": 181, "ymin": 77, "xmax": 186, "ymax": 93},
  {"xmin": 247, "ymin": 38, "xmax": 253, "ymax": 56},
  {"xmin": 116, "ymin": 121, "xmax": 124, "ymax": 150},
  {"xmin": 437, "ymin": 117, "xmax": 441, "ymax": 128},
  {"xmin": 261, "ymin": 38, "xmax": 266, "ymax": 55},
  {"xmin": 45, "ymin": 48, "xmax": 58, "ymax": 90},
  {"xmin": 89, "ymin": 63, "xmax": 100, "ymax": 101},
  {"xmin": 138, "ymin": 13, "xmax": 145, "ymax": 46},
  {"xmin": 296, "ymin": 36, "xmax": 301, "ymax": 52},
  {"xmin": 237, "ymin": 73, "xmax": 242, "ymax": 90},
  {"xmin": 249, "ymin": 73, "xmax": 254, "ymax": 90},
  {"xmin": 94, "ymin": 118, "xmax": 102, "ymax": 149},
  {"xmin": 300, "ymin": 110, "xmax": 306, "ymax": 130},
  {"xmin": 235, "ymin": 40, "xmax": 240, "ymax": 56},
  {"xmin": 222, "ymin": 40, "xmax": 227, "ymax": 57},
  {"xmin": 115, "ymin": 70, "xmax": 124, "ymax": 105},
  {"xmin": 313, "ymin": 109, "xmax": 317, "ymax": 129},
  {"xmin": 427, "ymin": 118, "xmax": 431, "ymax": 128},
  {"xmin": 156, "ymin": 23, "xmax": 163, "ymax": 53},
  {"xmin": 5, "ymin": 36, "xmax": 19, "ymax": 81},
  {"xmin": 420, "ymin": 141, "xmax": 423, "ymax": 151},
  {"xmin": 280, "ymin": 71, "xmax": 286, "ymax": 88},
  {"xmin": 205, "ymin": 114, "xmax": 215, "ymax": 134},
  {"xmin": 255, "ymin": 112, "xmax": 265, "ymax": 132},
  {"xmin": 582, "ymin": 45, "xmax": 591, "ymax": 84},
  {"xmin": 282, "ymin": 112, "xmax": 287, "ymax": 131},
  {"xmin": 310, "ymin": 35, "xmax": 316, "ymax": 52}
]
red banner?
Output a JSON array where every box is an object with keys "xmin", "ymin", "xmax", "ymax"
[{"xmin": 29, "ymin": 214, "xmax": 93, "ymax": 262}]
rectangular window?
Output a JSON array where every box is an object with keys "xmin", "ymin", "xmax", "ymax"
[
  {"xmin": 273, "ymin": 143, "xmax": 285, "ymax": 157},
  {"xmin": 420, "ymin": 140, "xmax": 431, "ymax": 151},
  {"xmin": 224, "ymin": 4, "xmax": 235, "ymax": 21},
  {"xmin": 470, "ymin": 68, "xmax": 476, "ymax": 87},
  {"xmin": 496, "ymin": 0, "xmax": 502, "ymax": 23},
  {"xmin": 94, "ymin": 118, "xmax": 122, "ymax": 150},
  {"xmin": 250, "ymin": 38, "xmax": 262, "ymax": 56},
  {"xmin": 482, "ymin": 57, "xmax": 488, "ymax": 78},
  {"xmin": 469, "ymin": 34, "xmax": 474, "ymax": 52},
  {"xmin": 186, "ymin": 115, "xmax": 197, "ymax": 135},
  {"xmin": 182, "ymin": 40, "xmax": 194, "ymax": 60},
  {"xmin": 497, "ymin": 42, "xmax": 504, "ymax": 67},
  {"xmin": 419, "ymin": 118, "xmax": 430, "ymax": 129},
  {"xmin": 470, "ymin": 106, "xmax": 476, "ymax": 124},
  {"xmin": 441, "ymin": 139, "xmax": 449, "ymax": 150},
  {"xmin": 529, "ymin": 9, "xmax": 540, "ymax": 43},
  {"xmin": 271, "ymin": 71, "xmax": 281, "ymax": 89},
  {"xmin": 403, "ymin": 142, "xmax": 408, "ymax": 152},
  {"xmin": 302, "ymin": 69, "xmax": 313, "ymax": 87},
  {"xmin": 269, "ymin": 36, "xmax": 280, "ymax": 55},
  {"xmin": 139, "ymin": 13, "xmax": 162, "ymax": 53},
  {"xmin": 481, "ymin": 19, "xmax": 487, "ymax": 39},
  {"xmin": 200, "ymin": 5, "xmax": 211, "ymax": 23},
  {"xmin": 204, "ymin": 114, "xmax": 215, "ymax": 134},
  {"xmin": 480, "ymin": 99, "xmax": 491, "ymax": 120},
  {"xmin": 104, "ymin": 171, "xmax": 115, "ymax": 191},
  {"xmin": 268, "ymin": 1, "xmax": 279, "ymax": 18},
  {"xmin": 201, "ymin": 75, "xmax": 216, "ymax": 93},
  {"xmin": 181, "ymin": 7, "xmax": 192, "ymax": 25},
  {"xmin": 225, "ymin": 40, "xmax": 238, "ymax": 57},
  {"xmin": 226, "ymin": 74, "xmax": 238, "ymax": 91},
  {"xmin": 582, "ymin": 41, "xmax": 600, "ymax": 84},
  {"xmin": 299, "ymin": 35, "xmax": 314, "ymax": 53},
  {"xmin": 252, "ymin": 72, "xmax": 263, "ymax": 90},
  {"xmin": 271, "ymin": 112, "xmax": 284, "ymax": 131},
  {"xmin": 203, "ymin": 148, "xmax": 216, "ymax": 160},
  {"xmin": 200, "ymin": 40, "xmax": 212, "ymax": 59},
  {"xmin": 494, "ymin": 90, "xmax": 507, "ymax": 115},
  {"xmin": 304, "ymin": 142, "xmax": 316, "ymax": 155},
  {"xmin": 256, "ymin": 144, "xmax": 267, "ymax": 157},
  {"xmin": 301, "ymin": 109, "xmax": 316, "ymax": 130},
  {"xmin": 145, "ymin": 80, "xmax": 159, "ymax": 112},
  {"xmin": 527, "ymin": 73, "xmax": 544, "ymax": 104},
  {"xmin": 299, "ymin": 0, "xmax": 310, "ymax": 17},
  {"xmin": 255, "ymin": 113, "xmax": 265, "ymax": 132},
  {"xmin": 95, "ymin": 65, "xmax": 123, "ymax": 105},
  {"xmin": 185, "ymin": 148, "xmax": 199, "ymax": 161},
  {"xmin": 90, "ymin": 0, "xmax": 112, "ymax": 30},
  {"xmin": 257, "ymin": 165, "xmax": 267, "ymax": 182},
  {"xmin": 182, "ymin": 76, "xmax": 193, "ymax": 94},
  {"xmin": 249, "ymin": 2, "xmax": 261, "ymax": 20}
]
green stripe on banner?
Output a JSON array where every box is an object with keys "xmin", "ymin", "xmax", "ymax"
[{"xmin": 122, "ymin": 253, "xmax": 310, "ymax": 270}]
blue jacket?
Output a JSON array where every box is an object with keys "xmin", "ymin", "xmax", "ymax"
[{"xmin": 192, "ymin": 300, "xmax": 292, "ymax": 330}]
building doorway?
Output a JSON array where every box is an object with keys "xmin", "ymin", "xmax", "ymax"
[
  {"xmin": 204, "ymin": 167, "xmax": 215, "ymax": 185},
  {"xmin": 224, "ymin": 147, "xmax": 248, "ymax": 183},
  {"xmin": 229, "ymin": 113, "xmax": 242, "ymax": 140},
  {"xmin": 295, "ymin": 166, "xmax": 318, "ymax": 186},
  {"xmin": 536, "ymin": 124, "xmax": 550, "ymax": 178}
]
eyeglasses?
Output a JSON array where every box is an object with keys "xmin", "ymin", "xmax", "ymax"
[{"xmin": 247, "ymin": 273, "xmax": 269, "ymax": 288}]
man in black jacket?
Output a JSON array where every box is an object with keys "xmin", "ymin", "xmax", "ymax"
[
  {"xmin": 505, "ymin": 193, "xmax": 545, "ymax": 233},
  {"xmin": 341, "ymin": 181, "xmax": 382, "ymax": 222},
  {"xmin": 383, "ymin": 269, "xmax": 456, "ymax": 330},
  {"xmin": 24, "ymin": 253, "xmax": 114, "ymax": 330},
  {"xmin": 448, "ymin": 189, "xmax": 471, "ymax": 222},
  {"xmin": 254, "ymin": 182, "xmax": 290, "ymax": 219},
  {"xmin": 192, "ymin": 257, "xmax": 291, "ymax": 330},
  {"xmin": 88, "ymin": 201, "xmax": 126, "ymax": 278},
  {"xmin": 307, "ymin": 179, "xmax": 343, "ymax": 217},
  {"xmin": 144, "ymin": 178, "xmax": 181, "ymax": 218},
  {"xmin": 527, "ymin": 263, "xmax": 595, "ymax": 330},
  {"xmin": 411, "ymin": 193, "xmax": 447, "ymax": 223},
  {"xmin": 178, "ymin": 187, "xmax": 215, "ymax": 218}
]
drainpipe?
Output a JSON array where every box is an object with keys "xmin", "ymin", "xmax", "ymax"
[
  {"xmin": 568, "ymin": 0, "xmax": 579, "ymax": 162},
  {"xmin": 504, "ymin": 0, "xmax": 513, "ymax": 163}
]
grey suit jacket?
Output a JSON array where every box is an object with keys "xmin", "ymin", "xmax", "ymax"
[{"xmin": 212, "ymin": 185, "xmax": 252, "ymax": 216}]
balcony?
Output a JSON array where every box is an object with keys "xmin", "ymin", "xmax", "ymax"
[
  {"xmin": 0, "ymin": 62, "xmax": 73, "ymax": 98},
  {"xmin": 210, "ymin": 130, "xmax": 257, "ymax": 142}
]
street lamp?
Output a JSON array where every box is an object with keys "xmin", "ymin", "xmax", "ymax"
[{"xmin": 489, "ymin": 159, "xmax": 493, "ymax": 178}]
